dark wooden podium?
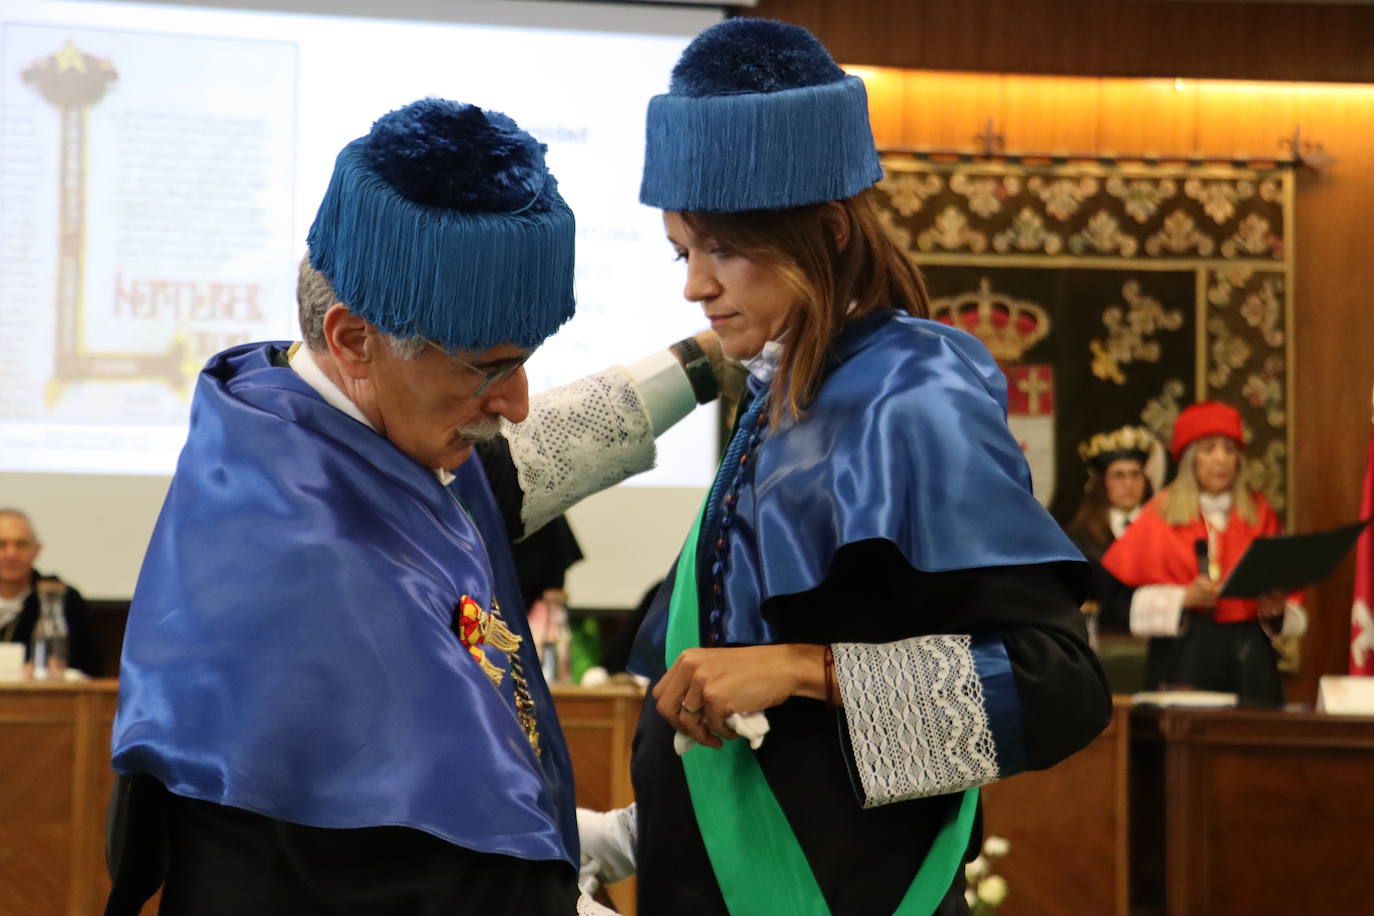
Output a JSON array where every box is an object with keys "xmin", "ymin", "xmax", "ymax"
[{"xmin": 1131, "ymin": 704, "xmax": 1374, "ymax": 916}]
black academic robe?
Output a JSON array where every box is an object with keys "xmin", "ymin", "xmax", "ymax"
[
  {"xmin": 632, "ymin": 541, "xmax": 1112, "ymax": 916},
  {"xmin": 1066, "ymin": 526, "xmax": 1136, "ymax": 635},
  {"xmin": 2, "ymin": 569, "xmax": 102, "ymax": 675}
]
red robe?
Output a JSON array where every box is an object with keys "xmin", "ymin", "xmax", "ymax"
[{"xmin": 1101, "ymin": 490, "xmax": 1281, "ymax": 624}]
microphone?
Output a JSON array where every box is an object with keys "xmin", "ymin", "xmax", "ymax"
[{"xmin": 1194, "ymin": 538, "xmax": 1211, "ymax": 580}]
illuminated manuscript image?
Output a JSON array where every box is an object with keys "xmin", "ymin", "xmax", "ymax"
[{"xmin": 0, "ymin": 24, "xmax": 297, "ymax": 472}]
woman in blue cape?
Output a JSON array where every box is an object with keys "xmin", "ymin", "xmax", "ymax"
[{"xmin": 575, "ymin": 20, "xmax": 1112, "ymax": 916}]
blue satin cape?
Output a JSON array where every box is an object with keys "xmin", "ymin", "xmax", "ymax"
[
  {"xmin": 631, "ymin": 311, "xmax": 1086, "ymax": 678},
  {"xmin": 112, "ymin": 342, "xmax": 577, "ymax": 867}
]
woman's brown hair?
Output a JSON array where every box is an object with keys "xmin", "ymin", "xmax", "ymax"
[
  {"xmin": 1065, "ymin": 461, "xmax": 1155, "ymax": 549},
  {"xmin": 681, "ymin": 187, "xmax": 929, "ymax": 425}
]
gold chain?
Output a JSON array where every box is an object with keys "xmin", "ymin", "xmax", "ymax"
[{"xmin": 489, "ymin": 599, "xmax": 541, "ymax": 757}]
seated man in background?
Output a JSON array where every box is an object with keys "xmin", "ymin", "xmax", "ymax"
[
  {"xmin": 106, "ymin": 98, "xmax": 720, "ymax": 916},
  {"xmin": 0, "ymin": 508, "xmax": 102, "ymax": 675}
]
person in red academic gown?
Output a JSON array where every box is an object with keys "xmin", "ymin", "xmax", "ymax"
[{"xmin": 1102, "ymin": 402, "xmax": 1305, "ymax": 705}]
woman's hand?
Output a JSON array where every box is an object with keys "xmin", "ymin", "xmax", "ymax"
[
  {"xmin": 1182, "ymin": 576, "xmax": 1219, "ymax": 608},
  {"xmin": 652, "ymin": 644, "xmax": 826, "ymax": 749},
  {"xmin": 1256, "ymin": 589, "xmax": 1287, "ymax": 618}
]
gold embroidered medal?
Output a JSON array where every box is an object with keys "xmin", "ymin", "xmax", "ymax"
[{"xmin": 456, "ymin": 595, "xmax": 541, "ymax": 756}]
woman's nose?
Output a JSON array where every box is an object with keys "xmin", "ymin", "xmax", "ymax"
[{"xmin": 683, "ymin": 256, "xmax": 720, "ymax": 303}]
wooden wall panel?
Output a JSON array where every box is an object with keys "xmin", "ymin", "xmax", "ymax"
[
  {"xmin": 1001, "ymin": 76, "xmax": 1101, "ymax": 152},
  {"xmin": 748, "ymin": 0, "xmax": 1374, "ymax": 84},
  {"xmin": 1097, "ymin": 78, "xmax": 1198, "ymax": 155},
  {"xmin": 849, "ymin": 63, "xmax": 1374, "ymax": 703},
  {"xmin": 1288, "ymin": 86, "xmax": 1374, "ymax": 701}
]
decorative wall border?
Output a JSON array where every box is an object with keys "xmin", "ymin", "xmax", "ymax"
[{"xmin": 876, "ymin": 156, "xmax": 1296, "ymax": 524}]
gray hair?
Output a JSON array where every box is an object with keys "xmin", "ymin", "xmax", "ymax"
[{"xmin": 297, "ymin": 252, "xmax": 425, "ymax": 359}]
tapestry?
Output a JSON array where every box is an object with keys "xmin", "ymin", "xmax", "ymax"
[{"xmin": 874, "ymin": 158, "xmax": 1294, "ymax": 526}]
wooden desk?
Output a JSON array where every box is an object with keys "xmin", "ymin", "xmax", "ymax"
[
  {"xmin": 980, "ymin": 696, "xmax": 1133, "ymax": 916},
  {"xmin": 1131, "ymin": 704, "xmax": 1374, "ymax": 916},
  {"xmin": 0, "ymin": 679, "xmax": 118, "ymax": 916},
  {"xmin": 0, "ymin": 680, "xmax": 643, "ymax": 916}
]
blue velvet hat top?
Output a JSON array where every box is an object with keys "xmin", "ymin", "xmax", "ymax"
[
  {"xmin": 640, "ymin": 19, "xmax": 882, "ymax": 212},
  {"xmin": 308, "ymin": 98, "xmax": 575, "ymax": 352}
]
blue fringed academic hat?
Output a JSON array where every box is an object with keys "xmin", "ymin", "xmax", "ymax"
[
  {"xmin": 640, "ymin": 19, "xmax": 882, "ymax": 213},
  {"xmin": 307, "ymin": 98, "xmax": 575, "ymax": 352}
]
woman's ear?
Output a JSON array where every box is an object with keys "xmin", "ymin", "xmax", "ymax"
[
  {"xmin": 820, "ymin": 201, "xmax": 851, "ymax": 251},
  {"xmin": 322, "ymin": 304, "xmax": 373, "ymax": 379}
]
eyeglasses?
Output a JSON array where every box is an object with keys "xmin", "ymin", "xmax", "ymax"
[{"xmin": 424, "ymin": 340, "xmax": 531, "ymax": 396}]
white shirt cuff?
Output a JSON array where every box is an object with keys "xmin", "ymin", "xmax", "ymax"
[
  {"xmin": 624, "ymin": 349, "xmax": 697, "ymax": 437},
  {"xmin": 1279, "ymin": 602, "xmax": 1308, "ymax": 638},
  {"xmin": 1130, "ymin": 585, "xmax": 1187, "ymax": 637}
]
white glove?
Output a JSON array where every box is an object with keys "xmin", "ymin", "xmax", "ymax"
[
  {"xmin": 576, "ymin": 804, "xmax": 637, "ymax": 896},
  {"xmin": 673, "ymin": 711, "xmax": 770, "ymax": 756}
]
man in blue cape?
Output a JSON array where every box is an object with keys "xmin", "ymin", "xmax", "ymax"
[{"xmin": 105, "ymin": 98, "xmax": 721, "ymax": 916}]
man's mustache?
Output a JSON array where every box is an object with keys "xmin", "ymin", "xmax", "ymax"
[{"xmin": 454, "ymin": 416, "xmax": 502, "ymax": 443}]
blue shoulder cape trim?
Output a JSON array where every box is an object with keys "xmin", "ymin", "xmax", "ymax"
[
  {"xmin": 631, "ymin": 313, "xmax": 1085, "ymax": 677},
  {"xmin": 113, "ymin": 343, "xmax": 575, "ymax": 866}
]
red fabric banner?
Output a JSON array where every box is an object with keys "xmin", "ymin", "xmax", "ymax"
[{"xmin": 1351, "ymin": 418, "xmax": 1374, "ymax": 676}]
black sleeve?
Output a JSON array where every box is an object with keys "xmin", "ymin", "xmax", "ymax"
[
  {"xmin": 474, "ymin": 437, "xmax": 527, "ymax": 540},
  {"xmin": 1070, "ymin": 533, "xmax": 1136, "ymax": 635},
  {"xmin": 474, "ymin": 437, "xmax": 584, "ymax": 609},
  {"xmin": 508, "ymin": 517, "xmax": 584, "ymax": 610},
  {"xmin": 762, "ymin": 538, "xmax": 1112, "ymax": 774}
]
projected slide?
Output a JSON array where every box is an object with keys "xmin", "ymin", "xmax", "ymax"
[
  {"xmin": 2, "ymin": 24, "xmax": 297, "ymax": 472},
  {"xmin": 0, "ymin": 0, "xmax": 715, "ymax": 484}
]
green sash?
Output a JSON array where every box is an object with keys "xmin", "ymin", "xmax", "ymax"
[{"xmin": 666, "ymin": 501, "xmax": 979, "ymax": 916}]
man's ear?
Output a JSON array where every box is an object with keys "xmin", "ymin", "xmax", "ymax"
[
  {"xmin": 820, "ymin": 201, "xmax": 851, "ymax": 251},
  {"xmin": 322, "ymin": 304, "xmax": 373, "ymax": 379}
]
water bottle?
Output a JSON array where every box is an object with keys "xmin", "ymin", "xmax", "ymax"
[{"xmin": 29, "ymin": 578, "xmax": 69, "ymax": 680}]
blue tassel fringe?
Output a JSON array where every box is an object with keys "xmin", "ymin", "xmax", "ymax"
[
  {"xmin": 640, "ymin": 76, "xmax": 882, "ymax": 213},
  {"xmin": 308, "ymin": 140, "xmax": 576, "ymax": 353}
]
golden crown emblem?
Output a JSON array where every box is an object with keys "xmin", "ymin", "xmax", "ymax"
[{"xmin": 930, "ymin": 279, "xmax": 1051, "ymax": 362}]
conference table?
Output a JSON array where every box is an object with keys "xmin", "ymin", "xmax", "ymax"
[
  {"xmin": 4, "ymin": 682, "xmax": 1373, "ymax": 916},
  {"xmin": 0, "ymin": 680, "xmax": 642, "ymax": 916}
]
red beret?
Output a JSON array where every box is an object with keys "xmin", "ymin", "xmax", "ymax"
[{"xmin": 1170, "ymin": 401, "xmax": 1244, "ymax": 462}]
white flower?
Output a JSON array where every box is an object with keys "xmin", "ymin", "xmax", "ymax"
[
  {"xmin": 983, "ymin": 835, "xmax": 1011, "ymax": 858},
  {"xmin": 978, "ymin": 875, "xmax": 1009, "ymax": 907},
  {"xmin": 964, "ymin": 889, "xmax": 978, "ymax": 908},
  {"xmin": 965, "ymin": 856, "xmax": 988, "ymax": 881}
]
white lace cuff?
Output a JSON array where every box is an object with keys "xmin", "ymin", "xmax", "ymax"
[
  {"xmin": 1130, "ymin": 585, "xmax": 1187, "ymax": 637},
  {"xmin": 576, "ymin": 892, "xmax": 618, "ymax": 915},
  {"xmin": 502, "ymin": 367, "xmax": 655, "ymax": 535},
  {"xmin": 832, "ymin": 635, "xmax": 1002, "ymax": 809}
]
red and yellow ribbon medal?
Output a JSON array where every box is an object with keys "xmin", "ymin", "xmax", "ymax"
[{"xmin": 457, "ymin": 594, "xmax": 522, "ymax": 687}]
